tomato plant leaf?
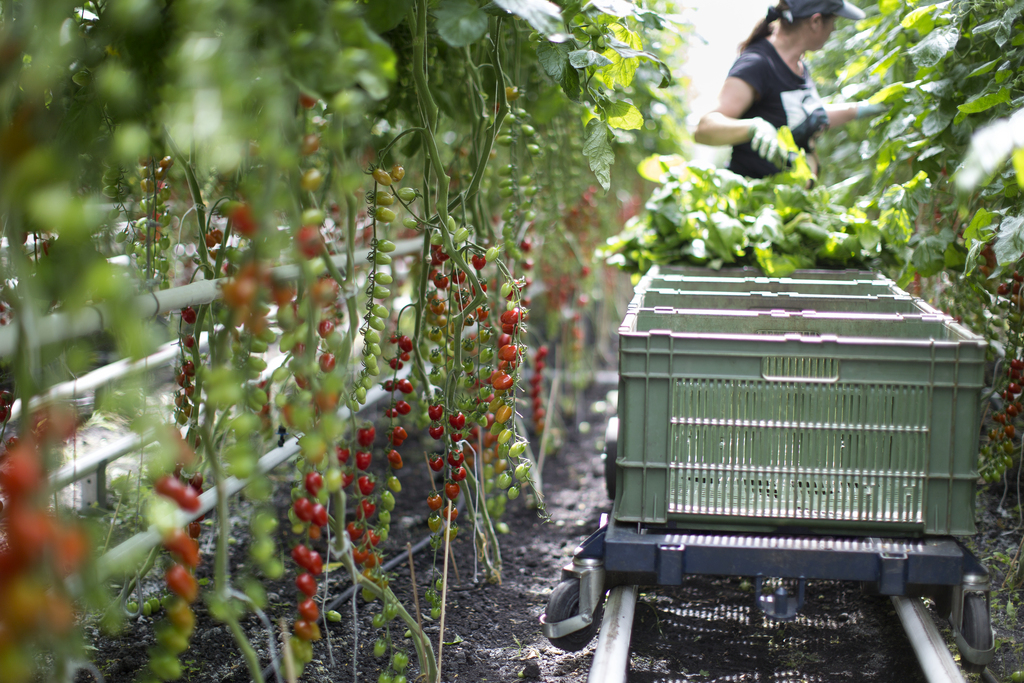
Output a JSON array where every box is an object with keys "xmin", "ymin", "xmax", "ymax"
[
  {"xmin": 964, "ymin": 208, "xmax": 997, "ymax": 243},
  {"xmin": 492, "ymin": 0, "xmax": 564, "ymax": 37},
  {"xmin": 879, "ymin": 0, "xmax": 901, "ymax": 15},
  {"xmin": 921, "ymin": 104, "xmax": 955, "ymax": 137},
  {"xmin": 705, "ymin": 212, "xmax": 745, "ymax": 262},
  {"xmin": 436, "ymin": 0, "xmax": 489, "ymax": 48},
  {"xmin": 958, "ymin": 87, "xmax": 1011, "ymax": 116},
  {"xmin": 568, "ymin": 49, "xmax": 612, "ymax": 68},
  {"xmin": 907, "ymin": 26, "xmax": 958, "ymax": 68},
  {"xmin": 901, "ymin": 5, "xmax": 938, "ymax": 36},
  {"xmin": 1014, "ymin": 147, "xmax": 1024, "ymax": 186},
  {"xmin": 362, "ymin": 0, "xmax": 415, "ymax": 33},
  {"xmin": 994, "ymin": 215, "xmax": 1024, "ymax": 265},
  {"xmin": 536, "ymin": 41, "xmax": 571, "ymax": 80},
  {"xmin": 599, "ymin": 24, "xmax": 642, "ymax": 88},
  {"xmin": 603, "ymin": 100, "xmax": 643, "ymax": 130},
  {"xmin": 910, "ymin": 228, "xmax": 954, "ymax": 277},
  {"xmin": 587, "ymin": 0, "xmax": 636, "ymax": 18},
  {"xmin": 582, "ymin": 118, "xmax": 613, "ymax": 190},
  {"xmin": 869, "ymin": 82, "xmax": 909, "ymax": 104}
]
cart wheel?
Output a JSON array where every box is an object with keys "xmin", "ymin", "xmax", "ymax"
[
  {"xmin": 931, "ymin": 586, "xmax": 953, "ymax": 620},
  {"xmin": 545, "ymin": 578, "xmax": 603, "ymax": 652},
  {"xmin": 959, "ymin": 593, "xmax": 993, "ymax": 674},
  {"xmin": 603, "ymin": 417, "xmax": 618, "ymax": 499}
]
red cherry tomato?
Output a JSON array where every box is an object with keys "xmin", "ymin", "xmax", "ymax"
[
  {"xmin": 296, "ymin": 572, "xmax": 317, "ymax": 597},
  {"xmin": 298, "ymin": 598, "xmax": 318, "ymax": 622},
  {"xmin": 358, "ymin": 475, "xmax": 375, "ymax": 496},
  {"xmin": 355, "ymin": 450, "xmax": 372, "ymax": 470},
  {"xmin": 166, "ymin": 564, "xmax": 198, "ymax": 603}
]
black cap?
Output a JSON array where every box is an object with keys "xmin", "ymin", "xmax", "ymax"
[{"xmin": 786, "ymin": 0, "xmax": 865, "ymax": 20}]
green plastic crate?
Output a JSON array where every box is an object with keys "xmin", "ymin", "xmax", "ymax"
[
  {"xmin": 632, "ymin": 289, "xmax": 937, "ymax": 315},
  {"xmin": 614, "ymin": 272, "xmax": 987, "ymax": 537}
]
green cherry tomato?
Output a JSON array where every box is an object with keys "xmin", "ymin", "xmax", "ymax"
[
  {"xmin": 392, "ymin": 652, "xmax": 409, "ymax": 671},
  {"xmin": 397, "ymin": 187, "xmax": 416, "ymax": 202},
  {"xmin": 507, "ymin": 485, "xmax": 521, "ymax": 500},
  {"xmin": 327, "ymin": 610, "xmax": 342, "ymax": 622},
  {"xmin": 381, "ymin": 490, "xmax": 396, "ymax": 511},
  {"xmin": 374, "ymin": 638, "xmax": 388, "ymax": 657}
]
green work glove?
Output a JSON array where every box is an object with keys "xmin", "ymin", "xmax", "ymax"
[
  {"xmin": 856, "ymin": 102, "xmax": 890, "ymax": 119},
  {"xmin": 748, "ymin": 117, "xmax": 787, "ymax": 168}
]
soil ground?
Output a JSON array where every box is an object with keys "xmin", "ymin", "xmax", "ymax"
[{"xmin": 73, "ymin": 371, "xmax": 1024, "ymax": 683}]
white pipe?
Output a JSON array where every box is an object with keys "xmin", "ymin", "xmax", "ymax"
[
  {"xmin": 49, "ymin": 432, "xmax": 149, "ymax": 491},
  {"xmin": 7, "ymin": 334, "xmax": 210, "ymax": 423},
  {"xmin": 891, "ymin": 596, "xmax": 966, "ymax": 683},
  {"xmin": 588, "ymin": 585, "xmax": 637, "ymax": 683},
  {"xmin": 0, "ymin": 238, "xmax": 422, "ymax": 358}
]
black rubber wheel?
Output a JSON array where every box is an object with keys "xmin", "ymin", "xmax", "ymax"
[
  {"xmin": 545, "ymin": 579, "xmax": 603, "ymax": 652},
  {"xmin": 603, "ymin": 417, "xmax": 618, "ymax": 500},
  {"xmin": 959, "ymin": 593, "xmax": 993, "ymax": 674}
]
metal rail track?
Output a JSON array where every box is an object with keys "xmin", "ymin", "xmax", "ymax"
[{"xmin": 586, "ymin": 587, "xmax": 978, "ymax": 683}]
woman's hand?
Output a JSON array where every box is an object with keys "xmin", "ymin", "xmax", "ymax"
[{"xmin": 748, "ymin": 117, "xmax": 788, "ymax": 167}]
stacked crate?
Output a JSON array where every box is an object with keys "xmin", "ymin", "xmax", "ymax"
[{"xmin": 614, "ymin": 267, "xmax": 987, "ymax": 536}]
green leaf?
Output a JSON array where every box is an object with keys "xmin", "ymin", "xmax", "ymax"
[
  {"xmin": 705, "ymin": 212, "xmax": 745, "ymax": 262},
  {"xmin": 536, "ymin": 41, "xmax": 570, "ymax": 80},
  {"xmin": 994, "ymin": 215, "xmax": 1024, "ymax": 265},
  {"xmin": 869, "ymin": 82, "xmax": 908, "ymax": 104},
  {"xmin": 582, "ymin": 119, "xmax": 613, "ymax": 190},
  {"xmin": 966, "ymin": 58, "xmax": 1001, "ymax": 79},
  {"xmin": 911, "ymin": 229, "xmax": 953, "ymax": 277},
  {"xmin": 537, "ymin": 40, "xmax": 581, "ymax": 99},
  {"xmin": 492, "ymin": 0, "xmax": 564, "ymax": 36},
  {"xmin": 568, "ymin": 49, "xmax": 612, "ymax": 68},
  {"xmin": 921, "ymin": 105, "xmax": 955, "ymax": 137},
  {"xmin": 599, "ymin": 24, "xmax": 642, "ymax": 88},
  {"xmin": 879, "ymin": 0, "xmax": 901, "ymax": 14},
  {"xmin": 901, "ymin": 6, "xmax": 936, "ymax": 35},
  {"xmin": 963, "ymin": 208, "xmax": 996, "ymax": 242},
  {"xmin": 363, "ymin": 0, "xmax": 414, "ymax": 33},
  {"xmin": 957, "ymin": 87, "xmax": 1011, "ymax": 116},
  {"xmin": 586, "ymin": 0, "xmax": 636, "ymax": 17},
  {"xmin": 436, "ymin": 0, "xmax": 489, "ymax": 47},
  {"xmin": 906, "ymin": 27, "xmax": 957, "ymax": 68},
  {"xmin": 603, "ymin": 100, "xmax": 643, "ymax": 130},
  {"xmin": 1014, "ymin": 147, "xmax": 1024, "ymax": 186}
]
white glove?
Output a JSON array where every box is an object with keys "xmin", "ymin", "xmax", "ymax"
[
  {"xmin": 748, "ymin": 117, "xmax": 787, "ymax": 168},
  {"xmin": 856, "ymin": 102, "xmax": 890, "ymax": 119}
]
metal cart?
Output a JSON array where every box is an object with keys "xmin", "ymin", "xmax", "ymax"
[{"xmin": 541, "ymin": 267, "xmax": 995, "ymax": 674}]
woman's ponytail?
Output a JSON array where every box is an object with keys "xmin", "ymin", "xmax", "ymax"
[{"xmin": 739, "ymin": 1, "xmax": 793, "ymax": 53}]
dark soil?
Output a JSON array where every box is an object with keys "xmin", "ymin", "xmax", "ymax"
[{"xmin": 77, "ymin": 380, "xmax": 1024, "ymax": 683}]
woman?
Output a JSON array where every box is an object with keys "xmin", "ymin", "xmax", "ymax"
[{"xmin": 694, "ymin": 0, "xmax": 885, "ymax": 178}]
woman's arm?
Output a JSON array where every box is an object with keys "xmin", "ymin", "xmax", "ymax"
[
  {"xmin": 694, "ymin": 77, "xmax": 758, "ymax": 146},
  {"xmin": 824, "ymin": 102, "xmax": 858, "ymax": 128}
]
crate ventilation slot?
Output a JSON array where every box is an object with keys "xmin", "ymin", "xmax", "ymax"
[{"xmin": 762, "ymin": 356, "xmax": 838, "ymax": 382}]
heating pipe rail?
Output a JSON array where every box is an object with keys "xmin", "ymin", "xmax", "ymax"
[
  {"xmin": 585, "ymin": 589, "xmax": 974, "ymax": 682},
  {"xmin": 891, "ymin": 596, "xmax": 967, "ymax": 683},
  {"xmin": 7, "ymin": 333, "xmax": 210, "ymax": 424},
  {"xmin": 0, "ymin": 238, "xmax": 421, "ymax": 358}
]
